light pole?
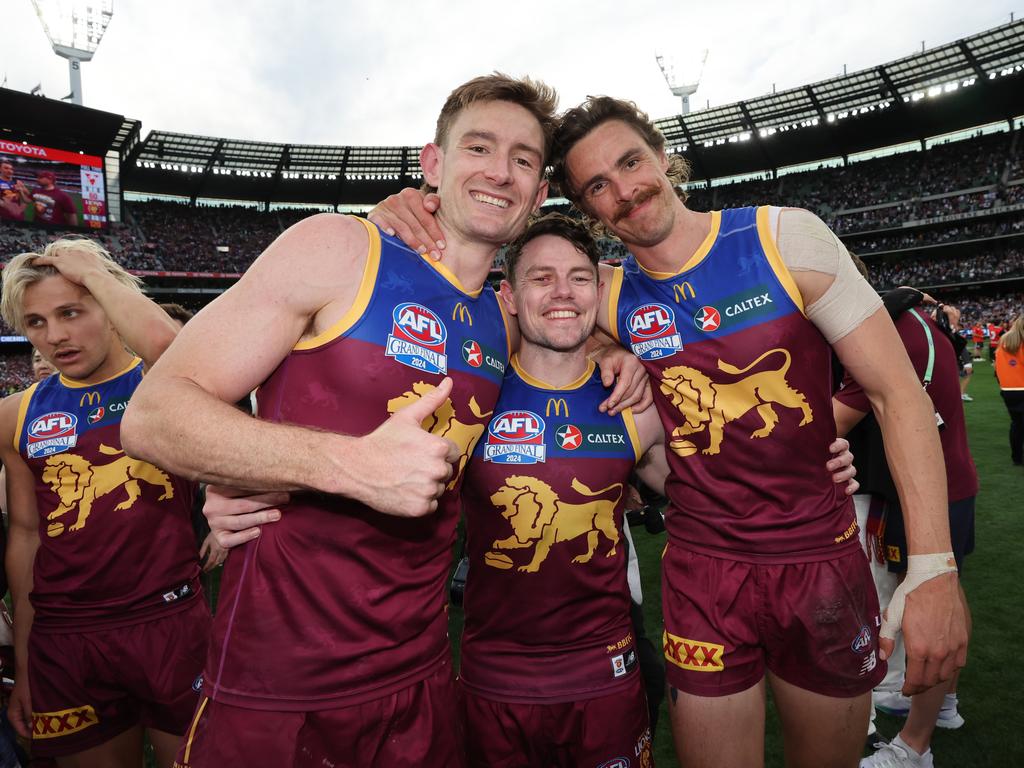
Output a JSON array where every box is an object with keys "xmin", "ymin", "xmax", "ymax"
[{"xmin": 31, "ymin": 0, "xmax": 114, "ymax": 105}]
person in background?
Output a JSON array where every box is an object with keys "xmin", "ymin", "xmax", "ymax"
[{"xmin": 994, "ymin": 313, "xmax": 1024, "ymax": 467}]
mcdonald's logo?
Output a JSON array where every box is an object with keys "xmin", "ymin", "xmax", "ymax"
[
  {"xmin": 79, "ymin": 391, "xmax": 101, "ymax": 408},
  {"xmin": 546, "ymin": 398, "xmax": 569, "ymax": 418},
  {"xmin": 672, "ymin": 282, "xmax": 697, "ymax": 303},
  {"xmin": 452, "ymin": 303, "xmax": 473, "ymax": 326}
]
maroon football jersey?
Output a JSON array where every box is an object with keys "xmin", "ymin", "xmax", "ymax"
[
  {"xmin": 836, "ymin": 308, "xmax": 978, "ymax": 503},
  {"xmin": 459, "ymin": 359, "xmax": 641, "ymax": 702},
  {"xmin": 31, "ymin": 186, "xmax": 75, "ymax": 225},
  {"xmin": 609, "ymin": 207, "xmax": 858, "ymax": 562},
  {"xmin": 204, "ymin": 219, "xmax": 510, "ymax": 710},
  {"xmin": 17, "ymin": 358, "xmax": 200, "ymax": 630}
]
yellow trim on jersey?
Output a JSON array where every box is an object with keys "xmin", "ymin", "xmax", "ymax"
[
  {"xmin": 58, "ymin": 357, "xmax": 142, "ymax": 389},
  {"xmin": 756, "ymin": 206, "xmax": 805, "ymax": 315},
  {"xmin": 496, "ymin": 294, "xmax": 514, "ymax": 360},
  {"xmin": 620, "ymin": 406, "xmax": 643, "ymax": 463},
  {"xmin": 294, "ymin": 217, "xmax": 381, "ymax": 351},
  {"xmin": 12, "ymin": 382, "xmax": 39, "ymax": 451},
  {"xmin": 420, "ymin": 253, "xmax": 483, "ymax": 299},
  {"xmin": 511, "ymin": 355, "xmax": 595, "ymax": 391},
  {"xmin": 637, "ymin": 210, "xmax": 721, "ymax": 279},
  {"xmin": 182, "ymin": 696, "xmax": 209, "ymax": 764},
  {"xmin": 606, "ymin": 266, "xmax": 624, "ymax": 343}
]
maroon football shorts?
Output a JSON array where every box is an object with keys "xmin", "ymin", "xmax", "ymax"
[
  {"xmin": 462, "ymin": 674, "xmax": 653, "ymax": 768},
  {"xmin": 661, "ymin": 544, "xmax": 886, "ymax": 698},
  {"xmin": 174, "ymin": 658, "xmax": 464, "ymax": 768},
  {"xmin": 29, "ymin": 597, "xmax": 210, "ymax": 758}
]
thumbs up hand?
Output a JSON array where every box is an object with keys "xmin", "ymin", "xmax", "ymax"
[{"xmin": 351, "ymin": 377, "xmax": 460, "ymax": 517}]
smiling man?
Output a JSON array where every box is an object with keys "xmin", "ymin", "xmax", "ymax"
[
  {"xmin": 551, "ymin": 97, "xmax": 967, "ymax": 768},
  {"xmin": 372, "ymin": 94, "xmax": 968, "ymax": 768},
  {"xmin": 457, "ymin": 213, "xmax": 667, "ymax": 767},
  {"xmin": 122, "ymin": 74, "xmax": 559, "ymax": 767}
]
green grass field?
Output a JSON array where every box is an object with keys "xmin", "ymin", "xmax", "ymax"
[
  {"xmin": 183, "ymin": 358, "xmax": 1020, "ymax": 766},
  {"xmin": 448, "ymin": 355, "xmax": 1023, "ymax": 766}
]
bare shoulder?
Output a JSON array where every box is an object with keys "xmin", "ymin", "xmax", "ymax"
[
  {"xmin": 253, "ymin": 213, "xmax": 370, "ymax": 280},
  {"xmin": 632, "ymin": 402, "xmax": 665, "ymax": 454},
  {"xmin": 597, "ymin": 262, "xmax": 621, "ymax": 336},
  {"xmin": 0, "ymin": 390, "xmax": 27, "ymax": 450},
  {"xmin": 231, "ymin": 213, "xmax": 373, "ymax": 325}
]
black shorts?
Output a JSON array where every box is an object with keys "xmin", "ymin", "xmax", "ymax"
[{"xmin": 884, "ymin": 496, "xmax": 975, "ymax": 574}]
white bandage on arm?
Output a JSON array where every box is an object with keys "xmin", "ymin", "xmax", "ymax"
[
  {"xmin": 879, "ymin": 552, "xmax": 958, "ymax": 641},
  {"xmin": 771, "ymin": 207, "xmax": 883, "ymax": 343}
]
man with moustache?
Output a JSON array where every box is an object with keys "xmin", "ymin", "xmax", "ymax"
[{"xmin": 371, "ymin": 95, "xmax": 967, "ymax": 768}]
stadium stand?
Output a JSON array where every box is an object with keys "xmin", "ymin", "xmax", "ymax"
[{"xmin": 2, "ymin": 19, "xmax": 1023, "ymax": 396}]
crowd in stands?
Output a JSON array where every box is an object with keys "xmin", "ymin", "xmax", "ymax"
[
  {"xmin": 850, "ymin": 217, "xmax": 1024, "ymax": 254},
  {"xmin": 0, "ymin": 130, "xmax": 1017, "ymax": 277},
  {"xmin": 688, "ymin": 130, "xmax": 1013, "ymax": 215},
  {"xmin": 0, "ymin": 353, "xmax": 33, "ymax": 395},
  {"xmin": 0, "ymin": 127, "xmax": 1021, "ymax": 348},
  {"xmin": 867, "ymin": 249, "xmax": 1024, "ymax": 289},
  {"xmin": 951, "ymin": 292, "xmax": 1024, "ymax": 327}
]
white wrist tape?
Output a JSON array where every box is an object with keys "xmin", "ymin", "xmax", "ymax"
[{"xmin": 879, "ymin": 552, "xmax": 958, "ymax": 640}]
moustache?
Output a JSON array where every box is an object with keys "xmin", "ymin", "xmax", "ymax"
[{"xmin": 613, "ymin": 186, "xmax": 660, "ymax": 224}]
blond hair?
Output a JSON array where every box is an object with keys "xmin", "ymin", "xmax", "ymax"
[
  {"xmin": 1000, "ymin": 314, "xmax": 1024, "ymax": 355},
  {"xmin": 1, "ymin": 238, "xmax": 141, "ymax": 333}
]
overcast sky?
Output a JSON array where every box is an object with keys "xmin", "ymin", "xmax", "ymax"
[{"xmin": 4, "ymin": 1, "xmax": 1021, "ymax": 147}]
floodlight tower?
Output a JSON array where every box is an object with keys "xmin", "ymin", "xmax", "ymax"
[
  {"xmin": 31, "ymin": 0, "xmax": 114, "ymax": 105},
  {"xmin": 656, "ymin": 50, "xmax": 708, "ymax": 115}
]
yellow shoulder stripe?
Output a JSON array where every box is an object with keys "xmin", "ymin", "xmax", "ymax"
[
  {"xmin": 621, "ymin": 406, "xmax": 643, "ymax": 464},
  {"xmin": 12, "ymin": 382, "xmax": 39, "ymax": 452},
  {"xmin": 294, "ymin": 217, "xmax": 381, "ymax": 351},
  {"xmin": 606, "ymin": 266, "xmax": 624, "ymax": 343},
  {"xmin": 496, "ymin": 291, "xmax": 514, "ymax": 360}
]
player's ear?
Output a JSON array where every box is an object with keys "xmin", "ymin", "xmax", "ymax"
[
  {"xmin": 531, "ymin": 179, "xmax": 549, "ymax": 214},
  {"xmin": 499, "ymin": 279, "xmax": 518, "ymax": 316},
  {"xmin": 420, "ymin": 143, "xmax": 444, "ymax": 190}
]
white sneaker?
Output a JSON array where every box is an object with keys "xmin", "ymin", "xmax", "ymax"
[
  {"xmin": 873, "ymin": 690, "xmax": 911, "ymax": 717},
  {"xmin": 936, "ymin": 695, "xmax": 965, "ymax": 729},
  {"xmin": 961, "ymin": 393, "xmax": 973, "ymax": 401},
  {"xmin": 860, "ymin": 740, "xmax": 934, "ymax": 768}
]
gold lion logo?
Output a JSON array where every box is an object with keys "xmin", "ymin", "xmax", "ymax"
[
  {"xmin": 486, "ymin": 476, "xmax": 623, "ymax": 573},
  {"xmin": 659, "ymin": 348, "xmax": 813, "ymax": 457},
  {"xmin": 42, "ymin": 444, "xmax": 175, "ymax": 537},
  {"xmin": 387, "ymin": 382, "xmax": 492, "ymax": 490}
]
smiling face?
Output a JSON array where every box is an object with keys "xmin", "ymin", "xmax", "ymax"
[
  {"xmin": 421, "ymin": 99, "xmax": 549, "ymax": 248},
  {"xmin": 501, "ymin": 234, "xmax": 599, "ymax": 353},
  {"xmin": 565, "ymin": 119, "xmax": 678, "ymax": 249},
  {"xmin": 21, "ymin": 275, "xmax": 120, "ymax": 382}
]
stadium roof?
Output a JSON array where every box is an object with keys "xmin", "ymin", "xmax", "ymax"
[
  {"xmin": 0, "ymin": 87, "xmax": 128, "ymax": 157},
  {"xmin": 5, "ymin": 20, "xmax": 1022, "ymax": 206},
  {"xmin": 656, "ymin": 18, "xmax": 1024, "ymax": 179}
]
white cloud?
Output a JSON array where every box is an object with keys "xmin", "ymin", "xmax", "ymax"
[{"xmin": 4, "ymin": 0, "xmax": 1019, "ymax": 146}]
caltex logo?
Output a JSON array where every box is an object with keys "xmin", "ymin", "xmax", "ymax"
[
  {"xmin": 694, "ymin": 306, "xmax": 721, "ymax": 332},
  {"xmin": 556, "ymin": 424, "xmax": 582, "ymax": 450},
  {"xmin": 462, "ymin": 340, "xmax": 483, "ymax": 367}
]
